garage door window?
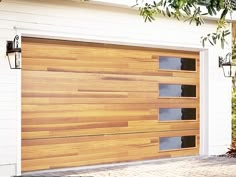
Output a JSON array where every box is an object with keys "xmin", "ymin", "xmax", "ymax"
[
  {"xmin": 160, "ymin": 136, "xmax": 196, "ymax": 151},
  {"xmin": 159, "ymin": 56, "xmax": 196, "ymax": 71},
  {"xmin": 159, "ymin": 84, "xmax": 196, "ymax": 97},
  {"xmin": 159, "ymin": 108, "xmax": 196, "ymax": 121}
]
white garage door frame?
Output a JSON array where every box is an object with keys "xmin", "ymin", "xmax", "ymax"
[{"xmin": 15, "ymin": 27, "xmax": 209, "ymax": 176}]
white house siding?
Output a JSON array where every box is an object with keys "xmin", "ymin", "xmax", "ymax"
[
  {"xmin": 0, "ymin": 0, "xmax": 232, "ymax": 176},
  {"xmin": 207, "ymin": 47, "xmax": 232, "ymax": 155}
]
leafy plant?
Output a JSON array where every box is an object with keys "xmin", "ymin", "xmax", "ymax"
[
  {"xmin": 136, "ymin": 0, "xmax": 235, "ymax": 48},
  {"xmin": 226, "ymin": 140, "xmax": 236, "ymax": 157}
]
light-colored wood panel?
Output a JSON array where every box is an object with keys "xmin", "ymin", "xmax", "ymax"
[
  {"xmin": 22, "ymin": 65, "xmax": 199, "ymax": 77},
  {"xmin": 22, "ymin": 78, "xmax": 198, "ymax": 91},
  {"xmin": 22, "ymin": 71, "xmax": 198, "ymax": 85},
  {"xmin": 22, "ymin": 109, "xmax": 157, "ymax": 120},
  {"xmin": 22, "ymin": 37, "xmax": 199, "ymax": 58},
  {"xmin": 22, "ymin": 71, "xmax": 198, "ymax": 84},
  {"xmin": 22, "ymin": 130, "xmax": 199, "ymax": 172},
  {"xmin": 22, "ymin": 79, "xmax": 158, "ymax": 92},
  {"xmin": 22, "ymin": 130, "xmax": 199, "ymax": 147},
  {"xmin": 22, "ymin": 97, "xmax": 199, "ymax": 105},
  {"xmin": 22, "ymin": 121, "xmax": 199, "ymax": 140},
  {"xmin": 23, "ymin": 57, "xmax": 158, "ymax": 70},
  {"xmin": 22, "ymin": 37, "xmax": 200, "ymax": 172},
  {"xmin": 22, "ymin": 38, "xmax": 199, "ymax": 76},
  {"xmin": 22, "ymin": 103, "xmax": 199, "ymax": 113}
]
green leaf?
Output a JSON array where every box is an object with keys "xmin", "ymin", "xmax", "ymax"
[
  {"xmin": 221, "ymin": 38, "xmax": 225, "ymax": 49},
  {"xmin": 220, "ymin": 8, "xmax": 228, "ymax": 19},
  {"xmin": 207, "ymin": 6, "xmax": 213, "ymax": 16},
  {"xmin": 166, "ymin": 7, "xmax": 171, "ymax": 17},
  {"xmin": 208, "ymin": 38, "xmax": 214, "ymax": 45},
  {"xmin": 211, "ymin": 7, "xmax": 217, "ymax": 15}
]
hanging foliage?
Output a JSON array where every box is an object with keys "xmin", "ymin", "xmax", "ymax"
[{"xmin": 136, "ymin": 0, "xmax": 235, "ymax": 48}]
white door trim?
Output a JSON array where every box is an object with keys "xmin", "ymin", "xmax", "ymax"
[
  {"xmin": 200, "ymin": 50, "xmax": 209, "ymax": 155},
  {"xmin": 16, "ymin": 26, "xmax": 208, "ymax": 175}
]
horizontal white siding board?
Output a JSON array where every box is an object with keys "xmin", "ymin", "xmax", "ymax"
[
  {"xmin": 0, "ymin": 95, "xmax": 16, "ymax": 103},
  {"xmin": 0, "ymin": 120, "xmax": 17, "ymax": 129},
  {"xmin": 0, "ymin": 87, "xmax": 16, "ymax": 94},
  {"xmin": 0, "ymin": 109, "xmax": 17, "ymax": 120},
  {"xmin": 0, "ymin": 58, "xmax": 19, "ymax": 73},
  {"xmin": 0, "ymin": 106, "xmax": 16, "ymax": 112},
  {"xmin": 0, "ymin": 76, "xmax": 16, "ymax": 84},
  {"xmin": 0, "ymin": 130, "xmax": 17, "ymax": 146},
  {"xmin": 0, "ymin": 164, "xmax": 16, "ymax": 177},
  {"xmin": 0, "ymin": 147, "xmax": 16, "ymax": 164},
  {"xmin": 88, "ymin": 0, "xmax": 137, "ymax": 6},
  {"xmin": 0, "ymin": 28, "xmax": 17, "ymax": 36}
]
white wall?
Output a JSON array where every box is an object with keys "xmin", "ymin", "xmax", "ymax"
[
  {"xmin": 207, "ymin": 48, "xmax": 232, "ymax": 155},
  {"xmin": 0, "ymin": 0, "xmax": 232, "ymax": 176}
]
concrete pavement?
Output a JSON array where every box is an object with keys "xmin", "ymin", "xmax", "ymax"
[{"xmin": 23, "ymin": 156, "xmax": 236, "ymax": 177}]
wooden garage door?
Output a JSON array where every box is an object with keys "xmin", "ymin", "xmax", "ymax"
[{"xmin": 22, "ymin": 37, "xmax": 200, "ymax": 172}]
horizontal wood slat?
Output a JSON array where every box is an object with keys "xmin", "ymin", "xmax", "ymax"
[
  {"xmin": 22, "ymin": 130, "xmax": 199, "ymax": 172},
  {"xmin": 22, "ymin": 37, "xmax": 200, "ymax": 172},
  {"xmin": 22, "ymin": 103, "xmax": 199, "ymax": 112}
]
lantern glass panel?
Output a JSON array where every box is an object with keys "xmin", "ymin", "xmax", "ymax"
[{"xmin": 222, "ymin": 64, "xmax": 232, "ymax": 77}]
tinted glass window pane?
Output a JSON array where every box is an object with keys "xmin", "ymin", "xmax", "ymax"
[
  {"xmin": 159, "ymin": 84, "xmax": 196, "ymax": 97},
  {"xmin": 160, "ymin": 136, "xmax": 196, "ymax": 151},
  {"xmin": 159, "ymin": 108, "xmax": 196, "ymax": 121},
  {"xmin": 159, "ymin": 56, "xmax": 196, "ymax": 71}
]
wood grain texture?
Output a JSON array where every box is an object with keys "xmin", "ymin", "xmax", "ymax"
[
  {"xmin": 22, "ymin": 130, "xmax": 199, "ymax": 172},
  {"xmin": 22, "ymin": 37, "xmax": 200, "ymax": 172}
]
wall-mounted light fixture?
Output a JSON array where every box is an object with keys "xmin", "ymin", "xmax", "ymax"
[
  {"xmin": 6, "ymin": 35, "xmax": 21, "ymax": 69},
  {"xmin": 219, "ymin": 53, "xmax": 236, "ymax": 78}
]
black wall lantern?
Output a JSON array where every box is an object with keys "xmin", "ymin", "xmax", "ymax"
[
  {"xmin": 219, "ymin": 53, "xmax": 236, "ymax": 77},
  {"xmin": 6, "ymin": 35, "xmax": 21, "ymax": 69}
]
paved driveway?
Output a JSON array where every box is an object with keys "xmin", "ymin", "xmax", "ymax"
[{"xmin": 23, "ymin": 157, "xmax": 236, "ymax": 177}]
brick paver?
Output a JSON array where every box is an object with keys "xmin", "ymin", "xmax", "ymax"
[{"xmin": 23, "ymin": 156, "xmax": 236, "ymax": 177}]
